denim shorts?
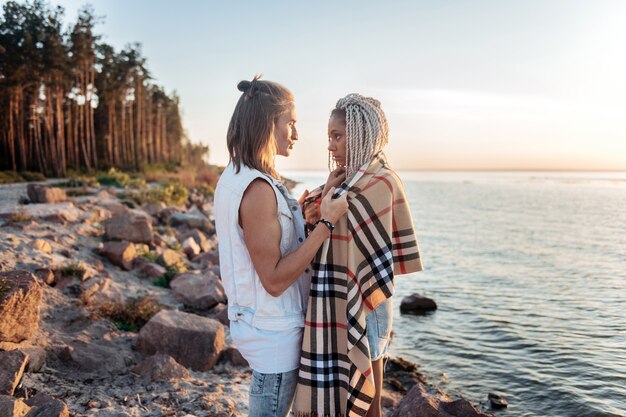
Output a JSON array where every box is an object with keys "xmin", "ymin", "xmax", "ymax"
[
  {"xmin": 365, "ymin": 298, "xmax": 393, "ymax": 361},
  {"xmin": 249, "ymin": 369, "xmax": 298, "ymax": 417}
]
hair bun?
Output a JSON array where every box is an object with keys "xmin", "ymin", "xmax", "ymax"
[{"xmin": 237, "ymin": 80, "xmax": 252, "ymax": 93}]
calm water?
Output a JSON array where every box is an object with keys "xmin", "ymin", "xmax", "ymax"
[{"xmin": 286, "ymin": 170, "xmax": 626, "ymax": 417}]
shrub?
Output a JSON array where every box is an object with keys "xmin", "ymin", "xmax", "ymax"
[
  {"xmin": 0, "ymin": 277, "xmax": 9, "ymax": 299},
  {"xmin": 98, "ymin": 296, "xmax": 162, "ymax": 332},
  {"xmin": 132, "ymin": 181, "xmax": 189, "ymax": 206},
  {"xmin": 59, "ymin": 262, "xmax": 87, "ymax": 280},
  {"xmin": 21, "ymin": 171, "xmax": 46, "ymax": 182},
  {"xmin": 0, "ymin": 171, "xmax": 24, "ymax": 184},
  {"xmin": 97, "ymin": 168, "xmax": 145, "ymax": 189},
  {"xmin": 196, "ymin": 184, "xmax": 215, "ymax": 198}
]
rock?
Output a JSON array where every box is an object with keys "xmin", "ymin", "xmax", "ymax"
[
  {"xmin": 24, "ymin": 395, "xmax": 69, "ymax": 417},
  {"xmin": 138, "ymin": 262, "xmax": 166, "ymax": 279},
  {"xmin": 96, "ymin": 190, "xmax": 110, "ymax": 200},
  {"xmin": 31, "ymin": 240, "xmax": 52, "ymax": 254},
  {"xmin": 181, "ymin": 230, "xmax": 212, "ymax": 252},
  {"xmin": 104, "ymin": 212, "xmax": 153, "ymax": 244},
  {"xmin": 0, "ymin": 395, "xmax": 31, "ymax": 417},
  {"xmin": 136, "ymin": 310, "xmax": 224, "ymax": 371},
  {"xmin": 157, "ymin": 249, "xmax": 186, "ymax": 271},
  {"xmin": 384, "ymin": 356, "xmax": 427, "ymax": 395},
  {"xmin": 381, "ymin": 389, "xmax": 403, "ymax": 410},
  {"xmin": 0, "ymin": 350, "xmax": 29, "ymax": 395},
  {"xmin": 488, "ymin": 393, "xmax": 508, "ymax": 409},
  {"xmin": 0, "ymin": 270, "xmax": 42, "ymax": 343},
  {"xmin": 191, "ymin": 248, "xmax": 220, "ymax": 268},
  {"xmin": 170, "ymin": 209, "xmax": 213, "ymax": 234},
  {"xmin": 20, "ymin": 347, "xmax": 46, "ymax": 372},
  {"xmin": 24, "ymin": 393, "xmax": 56, "ymax": 408},
  {"xmin": 57, "ymin": 340, "xmax": 129, "ymax": 375},
  {"xmin": 99, "ymin": 241, "xmax": 136, "ymax": 270},
  {"xmin": 400, "ymin": 293, "xmax": 437, "ymax": 314},
  {"xmin": 210, "ymin": 304, "xmax": 229, "ymax": 327},
  {"xmin": 170, "ymin": 272, "xmax": 226, "ymax": 310},
  {"xmin": 181, "ymin": 237, "xmax": 201, "ymax": 258},
  {"xmin": 220, "ymin": 345, "xmax": 248, "ymax": 367},
  {"xmin": 26, "ymin": 184, "xmax": 67, "ymax": 204},
  {"xmin": 131, "ymin": 353, "xmax": 190, "ymax": 381},
  {"xmin": 141, "ymin": 202, "xmax": 166, "ymax": 217},
  {"xmin": 99, "ymin": 199, "xmax": 129, "ymax": 216},
  {"xmin": 390, "ymin": 383, "xmax": 494, "ymax": 417},
  {"xmin": 0, "ymin": 203, "xmax": 82, "ymax": 223},
  {"xmin": 81, "ymin": 277, "xmax": 124, "ymax": 307},
  {"xmin": 34, "ymin": 268, "xmax": 55, "ymax": 286}
]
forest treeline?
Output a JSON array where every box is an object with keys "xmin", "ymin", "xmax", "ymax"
[{"xmin": 0, "ymin": 0, "xmax": 203, "ymax": 177}]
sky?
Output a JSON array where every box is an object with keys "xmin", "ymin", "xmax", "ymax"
[{"xmin": 33, "ymin": 0, "xmax": 626, "ymax": 171}]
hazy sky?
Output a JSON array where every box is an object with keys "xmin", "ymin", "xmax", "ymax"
[{"xmin": 46, "ymin": 0, "xmax": 626, "ymax": 171}]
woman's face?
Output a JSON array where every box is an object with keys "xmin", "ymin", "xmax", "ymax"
[
  {"xmin": 274, "ymin": 102, "xmax": 298, "ymax": 157},
  {"xmin": 327, "ymin": 114, "xmax": 347, "ymax": 167}
]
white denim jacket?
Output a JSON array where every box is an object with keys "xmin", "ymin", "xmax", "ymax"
[{"xmin": 214, "ymin": 163, "xmax": 311, "ymax": 332}]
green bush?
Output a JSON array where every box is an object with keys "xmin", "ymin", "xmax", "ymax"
[
  {"xmin": 132, "ymin": 181, "xmax": 189, "ymax": 206},
  {"xmin": 196, "ymin": 183, "xmax": 215, "ymax": 198},
  {"xmin": 97, "ymin": 168, "xmax": 145, "ymax": 189}
]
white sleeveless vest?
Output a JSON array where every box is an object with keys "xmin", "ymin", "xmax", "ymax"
[{"xmin": 214, "ymin": 163, "xmax": 311, "ymax": 332}]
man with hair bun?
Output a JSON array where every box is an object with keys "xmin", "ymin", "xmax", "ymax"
[{"xmin": 215, "ymin": 76, "xmax": 349, "ymax": 417}]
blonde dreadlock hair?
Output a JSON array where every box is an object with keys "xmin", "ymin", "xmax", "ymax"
[{"xmin": 331, "ymin": 93, "xmax": 389, "ymax": 179}]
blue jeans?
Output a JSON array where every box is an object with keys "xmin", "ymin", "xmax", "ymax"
[
  {"xmin": 366, "ymin": 298, "xmax": 393, "ymax": 361},
  {"xmin": 249, "ymin": 369, "xmax": 298, "ymax": 417}
]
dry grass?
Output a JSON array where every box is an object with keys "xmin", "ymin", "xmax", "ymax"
[
  {"xmin": 0, "ymin": 277, "xmax": 9, "ymax": 299},
  {"xmin": 59, "ymin": 262, "xmax": 87, "ymax": 280},
  {"xmin": 97, "ymin": 296, "xmax": 163, "ymax": 332}
]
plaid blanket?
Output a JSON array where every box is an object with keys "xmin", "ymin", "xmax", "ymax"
[{"xmin": 293, "ymin": 154, "xmax": 423, "ymax": 417}]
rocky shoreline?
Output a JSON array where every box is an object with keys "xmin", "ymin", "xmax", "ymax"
[{"xmin": 0, "ymin": 179, "xmax": 496, "ymax": 417}]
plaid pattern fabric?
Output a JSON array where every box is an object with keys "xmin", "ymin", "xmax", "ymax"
[{"xmin": 293, "ymin": 154, "xmax": 423, "ymax": 417}]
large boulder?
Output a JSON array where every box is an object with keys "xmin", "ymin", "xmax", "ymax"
[
  {"xmin": 99, "ymin": 241, "xmax": 136, "ymax": 270},
  {"xmin": 104, "ymin": 212, "xmax": 153, "ymax": 244},
  {"xmin": 400, "ymin": 293, "xmax": 438, "ymax": 314},
  {"xmin": 131, "ymin": 353, "xmax": 190, "ymax": 381},
  {"xmin": 170, "ymin": 272, "xmax": 226, "ymax": 310},
  {"xmin": 0, "ymin": 395, "xmax": 31, "ymax": 417},
  {"xmin": 136, "ymin": 310, "xmax": 224, "ymax": 371},
  {"xmin": 390, "ymin": 383, "xmax": 494, "ymax": 417},
  {"xmin": 27, "ymin": 184, "xmax": 67, "ymax": 204},
  {"xmin": 0, "ymin": 270, "xmax": 42, "ymax": 343},
  {"xmin": 0, "ymin": 350, "xmax": 29, "ymax": 396}
]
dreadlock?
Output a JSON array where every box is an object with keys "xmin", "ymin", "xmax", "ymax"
[{"xmin": 331, "ymin": 93, "xmax": 389, "ymax": 179}]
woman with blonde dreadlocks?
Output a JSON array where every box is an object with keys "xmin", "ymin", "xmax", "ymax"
[{"xmin": 293, "ymin": 93, "xmax": 423, "ymax": 417}]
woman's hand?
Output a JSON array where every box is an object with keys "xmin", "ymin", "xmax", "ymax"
[
  {"xmin": 320, "ymin": 187, "xmax": 349, "ymax": 224},
  {"xmin": 304, "ymin": 200, "xmax": 321, "ymax": 225},
  {"xmin": 322, "ymin": 167, "xmax": 346, "ymax": 198}
]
